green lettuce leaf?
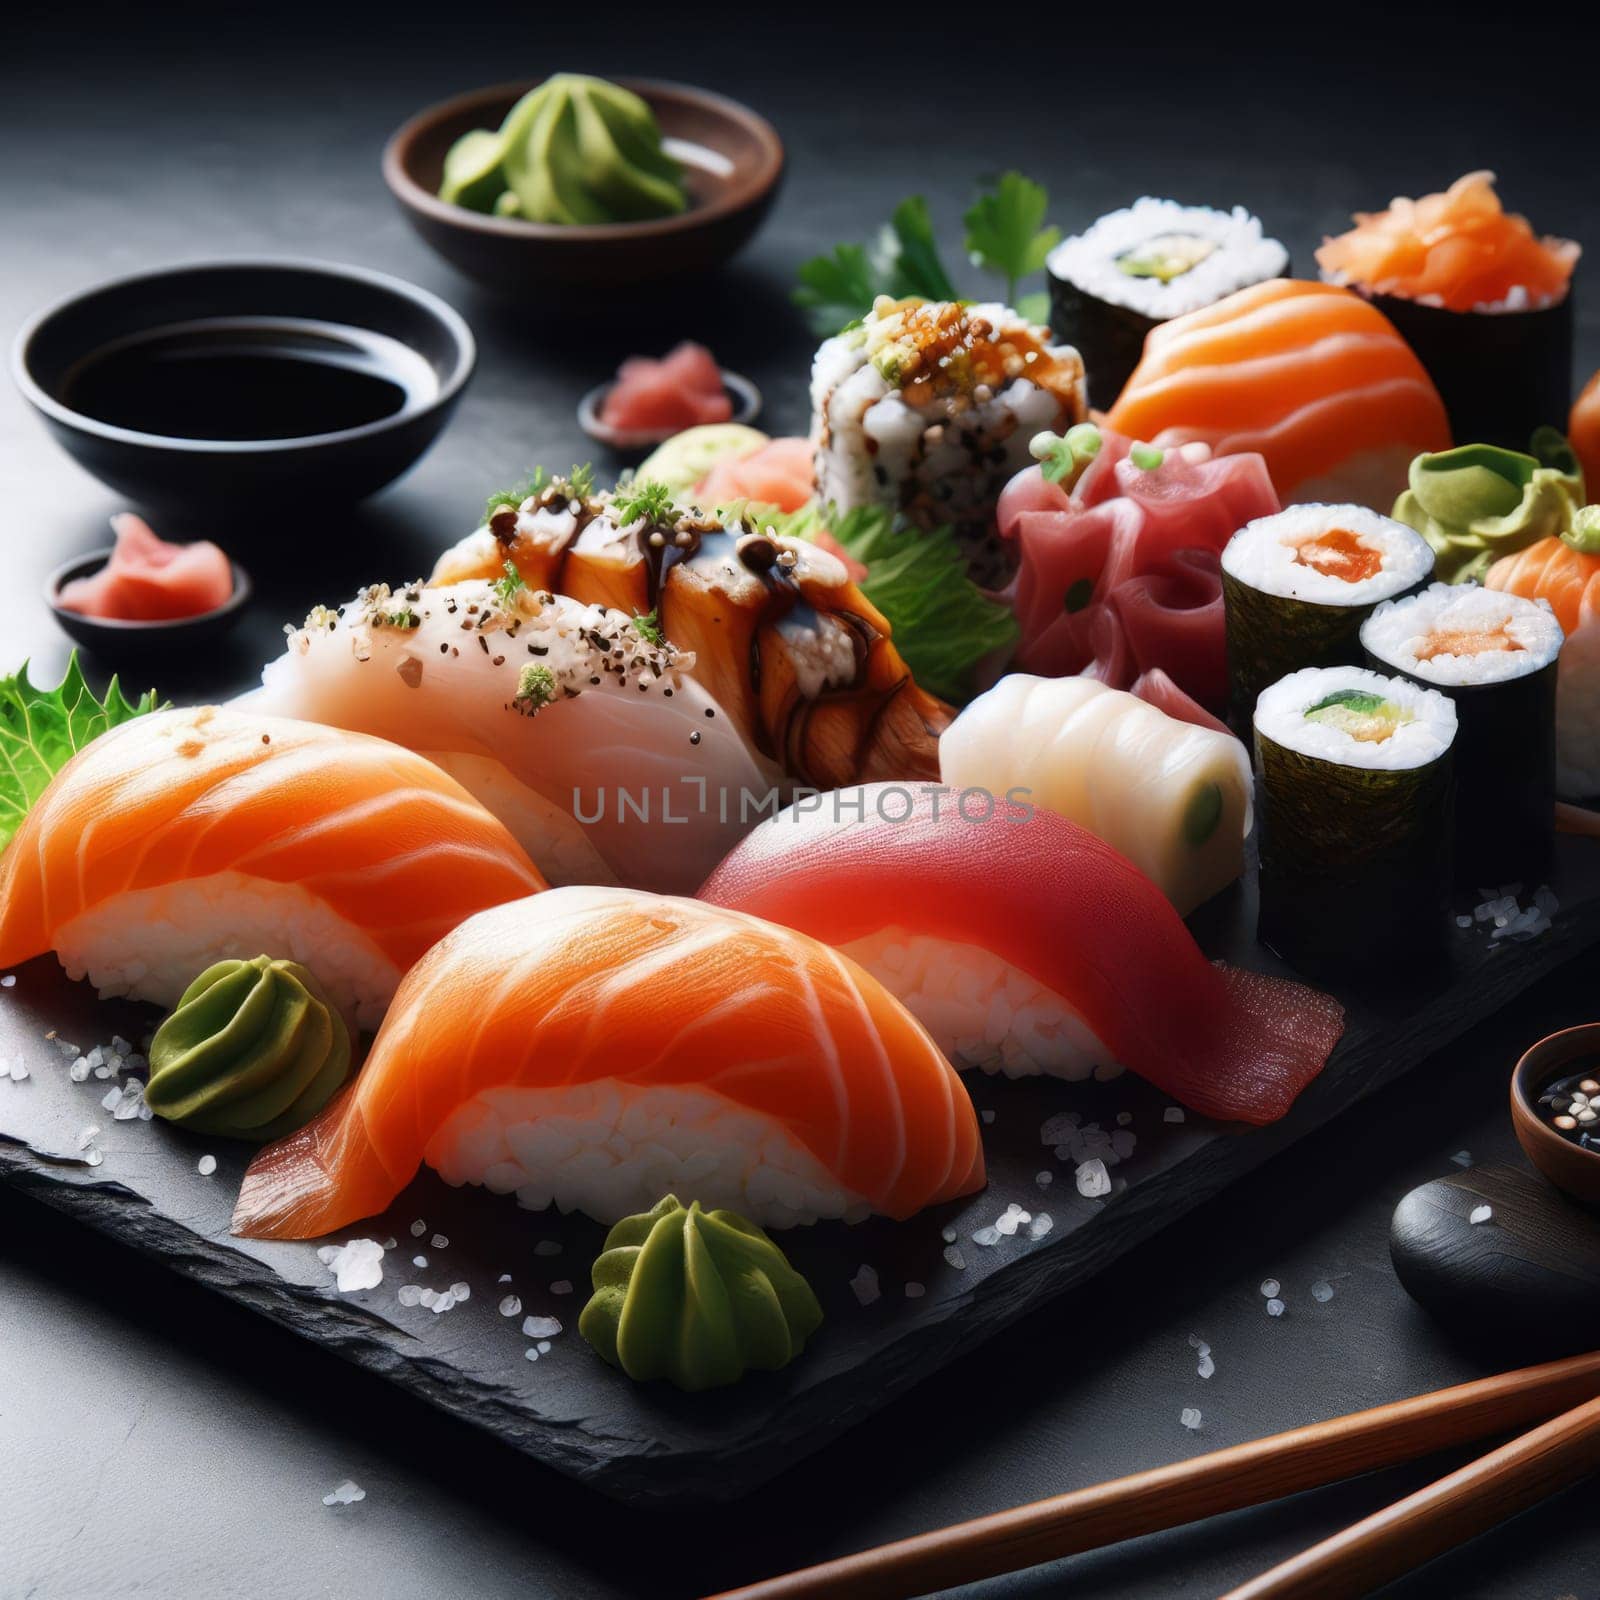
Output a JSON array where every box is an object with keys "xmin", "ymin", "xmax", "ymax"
[
  {"xmin": 768, "ymin": 504, "xmax": 1018, "ymax": 703},
  {"xmin": 0, "ymin": 654, "xmax": 163, "ymax": 851}
]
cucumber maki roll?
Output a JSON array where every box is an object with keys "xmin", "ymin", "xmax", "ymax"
[
  {"xmin": 1361, "ymin": 583, "xmax": 1562, "ymax": 887},
  {"xmin": 1254, "ymin": 666, "xmax": 1457, "ymax": 975},
  {"xmin": 1222, "ymin": 505, "xmax": 1436, "ymax": 728},
  {"xmin": 1047, "ymin": 200, "xmax": 1288, "ymax": 410}
]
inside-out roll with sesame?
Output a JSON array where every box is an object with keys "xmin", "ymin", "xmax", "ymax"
[
  {"xmin": 1221, "ymin": 505, "xmax": 1436, "ymax": 726},
  {"xmin": 1361, "ymin": 583, "xmax": 1562, "ymax": 885},
  {"xmin": 810, "ymin": 297, "xmax": 1087, "ymax": 586},
  {"xmin": 1253, "ymin": 665, "xmax": 1457, "ymax": 973}
]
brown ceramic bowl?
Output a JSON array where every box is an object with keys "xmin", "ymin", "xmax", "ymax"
[
  {"xmin": 1511, "ymin": 1022, "xmax": 1600, "ymax": 1207},
  {"xmin": 382, "ymin": 79, "xmax": 784, "ymax": 297}
]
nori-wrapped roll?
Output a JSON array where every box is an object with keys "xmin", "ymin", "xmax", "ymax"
[
  {"xmin": 1367, "ymin": 289, "xmax": 1574, "ymax": 452},
  {"xmin": 1046, "ymin": 199, "xmax": 1288, "ymax": 410},
  {"xmin": 1254, "ymin": 666, "xmax": 1457, "ymax": 975},
  {"xmin": 1362, "ymin": 583, "xmax": 1561, "ymax": 887},
  {"xmin": 1221, "ymin": 505, "xmax": 1436, "ymax": 729}
]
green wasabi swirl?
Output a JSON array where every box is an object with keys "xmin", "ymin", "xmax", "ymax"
[
  {"xmin": 1393, "ymin": 441, "xmax": 1584, "ymax": 584},
  {"xmin": 578, "ymin": 1195, "xmax": 823, "ymax": 1392},
  {"xmin": 439, "ymin": 74, "xmax": 687, "ymax": 225},
  {"xmin": 145, "ymin": 956, "xmax": 352, "ymax": 1141}
]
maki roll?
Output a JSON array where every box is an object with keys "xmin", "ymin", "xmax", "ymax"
[
  {"xmin": 1047, "ymin": 199, "xmax": 1288, "ymax": 410},
  {"xmin": 1362, "ymin": 583, "xmax": 1561, "ymax": 885},
  {"xmin": 810, "ymin": 298, "xmax": 1087, "ymax": 586},
  {"xmin": 1254, "ymin": 666, "xmax": 1457, "ymax": 975},
  {"xmin": 1221, "ymin": 505, "xmax": 1436, "ymax": 727},
  {"xmin": 1317, "ymin": 173, "xmax": 1580, "ymax": 449}
]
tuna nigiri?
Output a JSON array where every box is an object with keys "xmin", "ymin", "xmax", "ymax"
[
  {"xmin": 699, "ymin": 787, "xmax": 1344, "ymax": 1124},
  {"xmin": 1104, "ymin": 279, "xmax": 1451, "ymax": 511},
  {"xmin": 232, "ymin": 887, "xmax": 985, "ymax": 1238},
  {"xmin": 0, "ymin": 707, "xmax": 547, "ymax": 1028}
]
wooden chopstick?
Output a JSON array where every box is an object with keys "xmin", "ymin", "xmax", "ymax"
[
  {"xmin": 1220, "ymin": 1392, "xmax": 1600, "ymax": 1599},
  {"xmin": 703, "ymin": 1350, "xmax": 1600, "ymax": 1600}
]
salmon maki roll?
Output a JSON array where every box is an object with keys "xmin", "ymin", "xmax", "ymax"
[
  {"xmin": 1105, "ymin": 279, "xmax": 1451, "ymax": 512},
  {"xmin": 233, "ymin": 887, "xmax": 985, "ymax": 1238},
  {"xmin": 0, "ymin": 707, "xmax": 547, "ymax": 1029}
]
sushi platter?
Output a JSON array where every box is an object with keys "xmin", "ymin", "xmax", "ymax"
[
  {"xmin": 6, "ymin": 119, "xmax": 1600, "ymax": 1515},
  {"xmin": 3, "ymin": 840, "xmax": 1599, "ymax": 1502}
]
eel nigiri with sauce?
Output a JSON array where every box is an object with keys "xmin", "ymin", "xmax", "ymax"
[
  {"xmin": 232, "ymin": 887, "xmax": 986, "ymax": 1238},
  {"xmin": 431, "ymin": 474, "xmax": 951, "ymax": 790},
  {"xmin": 699, "ymin": 786, "xmax": 1343, "ymax": 1124}
]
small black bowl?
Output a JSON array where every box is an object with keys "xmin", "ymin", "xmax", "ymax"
[
  {"xmin": 11, "ymin": 259, "xmax": 475, "ymax": 522},
  {"xmin": 46, "ymin": 548, "xmax": 253, "ymax": 666}
]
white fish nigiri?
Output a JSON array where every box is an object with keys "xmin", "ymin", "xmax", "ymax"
[
  {"xmin": 939, "ymin": 674, "xmax": 1252, "ymax": 914},
  {"xmin": 246, "ymin": 579, "xmax": 771, "ymax": 894}
]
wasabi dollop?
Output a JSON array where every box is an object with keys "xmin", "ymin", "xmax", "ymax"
[
  {"xmin": 1393, "ymin": 441, "xmax": 1584, "ymax": 583},
  {"xmin": 145, "ymin": 956, "xmax": 353, "ymax": 1141},
  {"xmin": 439, "ymin": 74, "xmax": 688, "ymax": 225},
  {"xmin": 578, "ymin": 1194, "xmax": 822, "ymax": 1391}
]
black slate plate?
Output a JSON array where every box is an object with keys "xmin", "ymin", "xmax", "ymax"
[{"xmin": 3, "ymin": 842, "xmax": 1598, "ymax": 1504}]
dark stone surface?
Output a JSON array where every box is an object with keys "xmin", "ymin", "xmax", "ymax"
[{"xmin": 5, "ymin": 2, "xmax": 1600, "ymax": 1593}]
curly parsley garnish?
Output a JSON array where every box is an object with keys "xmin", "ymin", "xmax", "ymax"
[
  {"xmin": 630, "ymin": 610, "xmax": 664, "ymax": 646},
  {"xmin": 613, "ymin": 480, "xmax": 676, "ymax": 527},
  {"xmin": 485, "ymin": 467, "xmax": 550, "ymax": 520},
  {"xmin": 514, "ymin": 663, "xmax": 556, "ymax": 713},
  {"xmin": 492, "ymin": 561, "xmax": 526, "ymax": 606}
]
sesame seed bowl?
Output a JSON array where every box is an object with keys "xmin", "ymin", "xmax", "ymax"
[{"xmin": 1511, "ymin": 1023, "xmax": 1600, "ymax": 1207}]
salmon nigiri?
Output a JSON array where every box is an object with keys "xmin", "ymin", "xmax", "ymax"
[
  {"xmin": 0, "ymin": 707, "xmax": 547, "ymax": 1029},
  {"xmin": 233, "ymin": 887, "xmax": 985, "ymax": 1238},
  {"xmin": 1104, "ymin": 279, "xmax": 1451, "ymax": 512},
  {"xmin": 700, "ymin": 786, "xmax": 1345, "ymax": 1124}
]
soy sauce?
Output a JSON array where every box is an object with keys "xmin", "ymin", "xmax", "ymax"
[{"xmin": 62, "ymin": 318, "xmax": 439, "ymax": 442}]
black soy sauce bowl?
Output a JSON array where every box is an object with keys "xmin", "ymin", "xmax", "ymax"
[
  {"xmin": 11, "ymin": 259, "xmax": 476, "ymax": 524},
  {"xmin": 46, "ymin": 548, "xmax": 254, "ymax": 667}
]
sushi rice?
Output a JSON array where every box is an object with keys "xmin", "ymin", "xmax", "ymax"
[
  {"xmin": 1254, "ymin": 665, "xmax": 1457, "ymax": 769},
  {"xmin": 1222, "ymin": 505, "xmax": 1436, "ymax": 607},
  {"xmin": 1048, "ymin": 200, "xmax": 1289, "ymax": 322},
  {"xmin": 1361, "ymin": 583, "xmax": 1563, "ymax": 688},
  {"xmin": 839, "ymin": 927, "xmax": 1123, "ymax": 1083}
]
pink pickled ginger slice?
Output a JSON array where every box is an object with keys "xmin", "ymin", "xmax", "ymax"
[{"xmin": 57, "ymin": 514, "xmax": 233, "ymax": 622}]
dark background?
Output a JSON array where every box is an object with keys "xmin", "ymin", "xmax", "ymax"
[{"xmin": 5, "ymin": 4, "xmax": 1600, "ymax": 1595}]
